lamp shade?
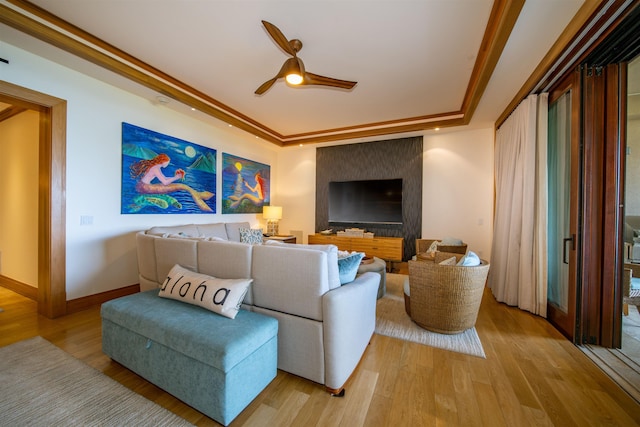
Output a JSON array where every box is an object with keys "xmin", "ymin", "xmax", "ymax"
[{"xmin": 263, "ymin": 206, "xmax": 282, "ymax": 220}]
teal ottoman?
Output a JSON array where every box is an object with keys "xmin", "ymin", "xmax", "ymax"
[{"xmin": 101, "ymin": 290, "xmax": 278, "ymax": 426}]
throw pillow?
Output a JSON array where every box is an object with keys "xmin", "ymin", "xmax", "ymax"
[
  {"xmin": 159, "ymin": 264, "xmax": 252, "ymax": 319},
  {"xmin": 426, "ymin": 240, "xmax": 439, "ymax": 256},
  {"xmin": 457, "ymin": 251, "xmax": 481, "ymax": 267},
  {"xmin": 439, "ymin": 256, "xmax": 458, "ymax": 266},
  {"xmin": 441, "ymin": 237, "xmax": 464, "ymax": 246},
  {"xmin": 239, "ymin": 228, "xmax": 263, "ymax": 245},
  {"xmin": 337, "ymin": 252, "xmax": 365, "ymax": 284}
]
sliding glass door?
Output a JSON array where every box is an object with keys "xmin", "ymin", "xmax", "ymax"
[{"xmin": 547, "ymin": 74, "xmax": 580, "ymax": 340}]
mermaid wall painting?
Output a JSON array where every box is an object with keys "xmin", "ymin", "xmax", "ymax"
[
  {"xmin": 121, "ymin": 123, "xmax": 216, "ymax": 214},
  {"xmin": 221, "ymin": 153, "xmax": 271, "ymax": 214}
]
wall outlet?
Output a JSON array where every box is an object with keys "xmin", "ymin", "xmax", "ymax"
[{"xmin": 80, "ymin": 215, "xmax": 93, "ymax": 225}]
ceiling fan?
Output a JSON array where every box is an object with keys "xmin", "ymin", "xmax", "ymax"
[{"xmin": 255, "ymin": 20, "xmax": 357, "ymax": 95}]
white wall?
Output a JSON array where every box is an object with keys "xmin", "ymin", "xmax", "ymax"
[
  {"xmin": 0, "ymin": 110, "xmax": 39, "ymax": 287},
  {"xmin": 1, "ymin": 42, "xmax": 278, "ymax": 299},
  {"xmin": 275, "ymin": 128, "xmax": 495, "ymax": 259},
  {"xmin": 422, "ymin": 128, "xmax": 494, "ymax": 259},
  {"xmin": 274, "ymin": 145, "xmax": 317, "ymax": 243}
]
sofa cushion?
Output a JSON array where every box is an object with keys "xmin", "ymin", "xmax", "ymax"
[
  {"xmin": 160, "ymin": 264, "xmax": 252, "ymax": 319},
  {"xmin": 154, "ymin": 238, "xmax": 198, "ymax": 287},
  {"xmin": 198, "ymin": 239, "xmax": 255, "ymax": 306},
  {"xmin": 280, "ymin": 243, "xmax": 341, "ymax": 289},
  {"xmin": 239, "ymin": 228, "xmax": 264, "ymax": 245},
  {"xmin": 196, "ymin": 223, "xmax": 229, "ymax": 240},
  {"xmin": 251, "ymin": 245, "xmax": 330, "ymax": 321},
  {"xmin": 136, "ymin": 232, "xmax": 159, "ymax": 286},
  {"xmin": 225, "ymin": 222, "xmax": 251, "ymax": 242},
  {"xmin": 338, "ymin": 252, "xmax": 365, "ymax": 284},
  {"xmin": 147, "ymin": 224, "xmax": 199, "ymax": 237}
]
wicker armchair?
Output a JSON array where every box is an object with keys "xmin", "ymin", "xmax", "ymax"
[
  {"xmin": 407, "ymin": 252, "xmax": 490, "ymax": 334},
  {"xmin": 623, "ymin": 263, "xmax": 640, "ymax": 315},
  {"xmin": 415, "ymin": 239, "xmax": 467, "ymax": 262}
]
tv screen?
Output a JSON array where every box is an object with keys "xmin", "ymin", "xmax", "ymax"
[{"xmin": 329, "ymin": 179, "xmax": 403, "ymax": 225}]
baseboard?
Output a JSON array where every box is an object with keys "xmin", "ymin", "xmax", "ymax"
[
  {"xmin": 66, "ymin": 284, "xmax": 140, "ymax": 314},
  {"xmin": 0, "ymin": 275, "xmax": 37, "ymax": 300}
]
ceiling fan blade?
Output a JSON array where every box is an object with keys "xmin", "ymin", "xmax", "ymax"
[
  {"xmin": 255, "ymin": 78, "xmax": 278, "ymax": 95},
  {"xmin": 262, "ymin": 20, "xmax": 296, "ymax": 56},
  {"xmin": 303, "ymin": 72, "xmax": 357, "ymax": 90},
  {"xmin": 255, "ymin": 59, "xmax": 293, "ymax": 94}
]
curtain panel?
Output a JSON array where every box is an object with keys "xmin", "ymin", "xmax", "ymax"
[{"xmin": 489, "ymin": 94, "xmax": 548, "ymax": 316}]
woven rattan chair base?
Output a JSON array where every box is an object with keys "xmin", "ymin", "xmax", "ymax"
[{"xmin": 407, "ymin": 259, "xmax": 490, "ymax": 335}]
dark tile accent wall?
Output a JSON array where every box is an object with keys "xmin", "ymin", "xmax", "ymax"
[{"xmin": 315, "ymin": 136, "xmax": 423, "ymax": 260}]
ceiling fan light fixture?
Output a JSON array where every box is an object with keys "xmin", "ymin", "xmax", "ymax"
[
  {"xmin": 286, "ymin": 73, "xmax": 303, "ymax": 85},
  {"xmin": 283, "ymin": 57, "xmax": 304, "ymax": 85}
]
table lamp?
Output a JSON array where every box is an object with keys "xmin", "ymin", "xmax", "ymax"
[{"xmin": 263, "ymin": 206, "xmax": 282, "ymax": 236}]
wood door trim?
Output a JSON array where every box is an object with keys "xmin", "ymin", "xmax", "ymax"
[
  {"xmin": 581, "ymin": 65, "xmax": 605, "ymax": 344},
  {"xmin": 0, "ymin": 80, "xmax": 66, "ymax": 318},
  {"xmin": 601, "ymin": 63, "xmax": 626, "ymax": 347}
]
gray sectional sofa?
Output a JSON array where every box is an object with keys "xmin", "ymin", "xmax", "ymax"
[{"xmin": 134, "ymin": 222, "xmax": 380, "ymax": 394}]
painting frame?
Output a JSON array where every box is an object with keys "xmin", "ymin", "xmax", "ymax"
[
  {"xmin": 221, "ymin": 153, "xmax": 271, "ymax": 214},
  {"xmin": 121, "ymin": 122, "xmax": 217, "ymax": 214}
]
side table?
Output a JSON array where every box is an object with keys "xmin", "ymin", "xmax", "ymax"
[{"xmin": 264, "ymin": 235, "xmax": 297, "ymax": 244}]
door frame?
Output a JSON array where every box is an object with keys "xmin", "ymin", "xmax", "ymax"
[
  {"xmin": 0, "ymin": 81, "xmax": 67, "ymax": 318},
  {"xmin": 574, "ymin": 62, "xmax": 626, "ymax": 347}
]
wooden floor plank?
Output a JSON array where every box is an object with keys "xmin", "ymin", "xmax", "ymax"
[{"xmin": 1, "ymin": 283, "xmax": 640, "ymax": 426}]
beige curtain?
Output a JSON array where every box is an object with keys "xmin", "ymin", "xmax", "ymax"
[{"xmin": 489, "ymin": 93, "xmax": 548, "ymax": 316}]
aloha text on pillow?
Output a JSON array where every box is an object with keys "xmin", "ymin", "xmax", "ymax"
[{"xmin": 159, "ymin": 264, "xmax": 252, "ymax": 319}]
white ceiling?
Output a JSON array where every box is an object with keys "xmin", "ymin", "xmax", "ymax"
[{"xmin": 0, "ymin": 0, "xmax": 589, "ymax": 144}]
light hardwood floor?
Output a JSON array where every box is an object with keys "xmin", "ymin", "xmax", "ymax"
[{"xmin": 1, "ymin": 282, "xmax": 640, "ymax": 426}]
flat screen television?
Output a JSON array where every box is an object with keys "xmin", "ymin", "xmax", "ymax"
[{"xmin": 328, "ymin": 179, "xmax": 403, "ymax": 225}]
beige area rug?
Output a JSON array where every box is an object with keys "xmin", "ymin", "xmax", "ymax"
[
  {"xmin": 0, "ymin": 336, "xmax": 193, "ymax": 426},
  {"xmin": 376, "ymin": 273, "xmax": 486, "ymax": 358}
]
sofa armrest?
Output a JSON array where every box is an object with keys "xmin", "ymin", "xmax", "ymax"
[{"xmin": 322, "ymin": 271, "xmax": 379, "ymax": 392}]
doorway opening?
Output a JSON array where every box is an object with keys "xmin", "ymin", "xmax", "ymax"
[{"xmin": 0, "ymin": 81, "xmax": 67, "ymax": 318}]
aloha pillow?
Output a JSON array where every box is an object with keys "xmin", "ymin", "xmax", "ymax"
[
  {"xmin": 338, "ymin": 252, "xmax": 365, "ymax": 284},
  {"xmin": 159, "ymin": 264, "xmax": 252, "ymax": 319},
  {"xmin": 439, "ymin": 256, "xmax": 458, "ymax": 266},
  {"xmin": 239, "ymin": 227, "xmax": 263, "ymax": 245},
  {"xmin": 457, "ymin": 250, "xmax": 481, "ymax": 267}
]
